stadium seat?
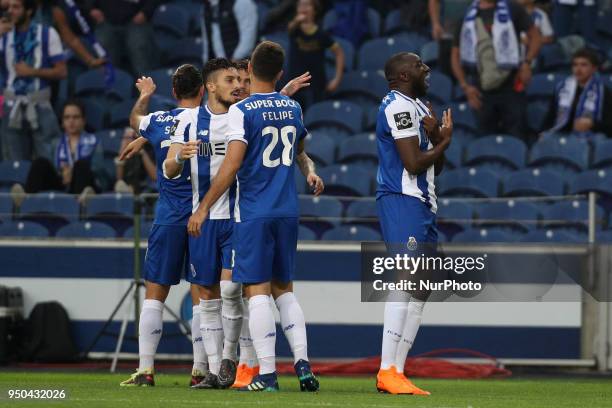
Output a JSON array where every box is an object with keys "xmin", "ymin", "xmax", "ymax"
[
  {"xmin": 97, "ymin": 128, "xmax": 124, "ymax": 157},
  {"xmin": 322, "ymin": 224, "xmax": 381, "ymax": 241},
  {"xmin": 85, "ymin": 193, "xmax": 135, "ymax": 235},
  {"xmin": 464, "ymin": 135, "xmax": 527, "ymax": 171},
  {"xmin": 0, "ymin": 160, "xmax": 31, "ymax": 188},
  {"xmin": 436, "ymin": 199, "xmax": 474, "ymax": 234},
  {"xmin": 521, "ymin": 229, "xmax": 587, "ymax": 243},
  {"xmin": 333, "ymin": 70, "xmax": 388, "ymax": 108},
  {"xmin": 596, "ymin": 10, "xmax": 612, "ymax": 38},
  {"xmin": 526, "ymin": 100, "xmax": 550, "ymax": 133},
  {"xmin": 503, "ymin": 168, "xmax": 565, "ymax": 197},
  {"xmin": 299, "ymin": 196, "xmax": 343, "ymax": 233},
  {"xmin": 537, "ymin": 43, "xmax": 569, "ymax": 72},
  {"xmin": 597, "ymin": 230, "xmax": 612, "ymax": 243},
  {"xmin": 304, "ymin": 100, "xmax": 363, "ymax": 136},
  {"xmin": 529, "ymin": 136, "xmax": 589, "ymax": 172},
  {"xmin": 326, "ymin": 37, "xmax": 355, "ymax": 72},
  {"xmin": 344, "ymin": 199, "xmax": 378, "ymax": 230},
  {"xmin": 427, "ymin": 71, "xmax": 453, "ymax": 105},
  {"xmin": 323, "ymin": 7, "xmax": 381, "ymax": 39},
  {"xmin": 444, "ymin": 139, "xmax": 463, "ymax": 169},
  {"xmin": 123, "ymin": 220, "xmax": 153, "ymax": 239},
  {"xmin": 0, "ymin": 221, "xmax": 49, "ymax": 237},
  {"xmin": 74, "ymin": 68, "xmax": 134, "ymax": 102},
  {"xmin": 304, "ymin": 132, "xmax": 336, "ymax": 166},
  {"xmin": 152, "ymin": 3, "xmax": 190, "ymax": 39},
  {"xmin": 475, "ymin": 200, "xmax": 540, "ymax": 232},
  {"xmin": 569, "ymin": 169, "xmax": 612, "ymax": 196},
  {"xmin": 149, "ymin": 95, "xmax": 176, "ymax": 113},
  {"xmin": 452, "ymin": 227, "xmax": 521, "ymax": 242},
  {"xmin": 109, "ymin": 100, "xmax": 135, "ymax": 128},
  {"xmin": 337, "ymin": 133, "xmax": 377, "ymax": 165},
  {"xmin": 163, "ymin": 37, "xmax": 202, "ymax": 66},
  {"xmin": 541, "ymin": 200, "xmax": 605, "ymax": 231},
  {"xmin": 527, "ymin": 73, "xmax": 562, "ymax": 101},
  {"xmin": 437, "ymin": 167, "xmax": 500, "ymax": 198},
  {"xmin": 56, "ymin": 221, "xmax": 117, "ymax": 239},
  {"xmin": 147, "ymin": 68, "xmax": 175, "ymax": 100},
  {"xmin": 19, "ymin": 192, "xmax": 79, "ymax": 235},
  {"xmin": 449, "ymin": 103, "xmax": 478, "ymax": 134},
  {"xmin": 82, "ymin": 99, "xmax": 106, "ymax": 132},
  {"xmin": 421, "ymin": 41, "xmax": 439, "ymax": 67},
  {"xmin": 592, "ymin": 139, "xmax": 612, "ymax": 169},
  {"xmin": 318, "ymin": 164, "xmax": 373, "ymax": 196},
  {"xmin": 0, "ymin": 194, "xmax": 12, "ymax": 223},
  {"xmin": 358, "ymin": 37, "xmax": 420, "ymax": 70},
  {"xmin": 298, "ymin": 225, "xmax": 318, "ymax": 241}
]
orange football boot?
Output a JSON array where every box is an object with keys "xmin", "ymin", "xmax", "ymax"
[{"xmin": 231, "ymin": 364, "xmax": 259, "ymax": 389}]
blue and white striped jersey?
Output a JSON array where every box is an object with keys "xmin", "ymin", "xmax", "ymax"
[
  {"xmin": 376, "ymin": 90, "xmax": 437, "ymax": 213},
  {"xmin": 171, "ymin": 105, "xmax": 236, "ymax": 220}
]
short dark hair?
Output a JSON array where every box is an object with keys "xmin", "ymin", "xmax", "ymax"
[
  {"xmin": 233, "ymin": 58, "xmax": 249, "ymax": 72},
  {"xmin": 251, "ymin": 41, "xmax": 285, "ymax": 82},
  {"xmin": 572, "ymin": 48, "xmax": 600, "ymax": 67},
  {"xmin": 201, "ymin": 58, "xmax": 235, "ymax": 84},
  {"xmin": 172, "ymin": 64, "xmax": 203, "ymax": 99},
  {"xmin": 62, "ymin": 99, "xmax": 86, "ymax": 118}
]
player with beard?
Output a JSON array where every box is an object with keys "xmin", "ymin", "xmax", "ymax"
[
  {"xmin": 375, "ymin": 52, "xmax": 452, "ymax": 395},
  {"xmin": 164, "ymin": 58, "xmax": 311, "ymax": 389}
]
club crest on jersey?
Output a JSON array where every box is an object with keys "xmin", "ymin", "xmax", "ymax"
[
  {"xmin": 394, "ymin": 112, "xmax": 413, "ymax": 130},
  {"xmin": 407, "ymin": 236, "xmax": 417, "ymax": 251},
  {"xmin": 169, "ymin": 119, "xmax": 179, "ymax": 136}
]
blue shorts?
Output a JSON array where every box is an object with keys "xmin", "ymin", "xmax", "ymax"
[
  {"xmin": 232, "ymin": 217, "xmax": 298, "ymax": 284},
  {"xmin": 377, "ymin": 193, "xmax": 438, "ymax": 245},
  {"xmin": 144, "ymin": 224, "xmax": 189, "ymax": 286},
  {"xmin": 188, "ymin": 219, "xmax": 233, "ymax": 286}
]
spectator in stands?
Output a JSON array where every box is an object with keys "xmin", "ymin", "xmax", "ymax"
[
  {"xmin": 518, "ymin": 0, "xmax": 554, "ymax": 44},
  {"xmin": 451, "ymin": 0, "xmax": 542, "ymax": 139},
  {"xmin": 429, "ymin": 0, "xmax": 445, "ymax": 40},
  {"xmin": 88, "ymin": 0, "xmax": 157, "ymax": 75},
  {"xmin": 288, "ymin": 0, "xmax": 344, "ymax": 110},
  {"xmin": 11, "ymin": 100, "xmax": 102, "ymax": 197},
  {"xmin": 34, "ymin": 0, "xmax": 105, "ymax": 69},
  {"xmin": 543, "ymin": 48, "xmax": 612, "ymax": 136},
  {"xmin": 114, "ymin": 127, "xmax": 156, "ymax": 194},
  {"xmin": 201, "ymin": 0, "xmax": 258, "ymax": 63},
  {"xmin": 551, "ymin": 0, "xmax": 597, "ymax": 44},
  {"xmin": 0, "ymin": 0, "xmax": 67, "ymax": 161}
]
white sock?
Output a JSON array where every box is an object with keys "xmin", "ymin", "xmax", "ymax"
[
  {"xmin": 220, "ymin": 280, "xmax": 243, "ymax": 361},
  {"xmin": 248, "ymin": 294, "xmax": 276, "ymax": 375},
  {"xmin": 199, "ymin": 298, "xmax": 223, "ymax": 375},
  {"xmin": 380, "ymin": 296, "xmax": 410, "ymax": 370},
  {"xmin": 238, "ymin": 297, "xmax": 258, "ymax": 368},
  {"xmin": 191, "ymin": 305, "xmax": 208, "ymax": 374},
  {"xmin": 138, "ymin": 299, "xmax": 164, "ymax": 371},
  {"xmin": 394, "ymin": 299, "xmax": 425, "ymax": 374},
  {"xmin": 275, "ymin": 292, "xmax": 308, "ymax": 364}
]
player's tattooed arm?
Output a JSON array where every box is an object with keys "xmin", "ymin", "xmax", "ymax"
[
  {"xmin": 119, "ymin": 137, "xmax": 148, "ymax": 161},
  {"xmin": 281, "ymin": 72, "xmax": 311, "ymax": 97},
  {"xmin": 296, "ymin": 139, "xmax": 324, "ymax": 196},
  {"xmin": 130, "ymin": 76, "xmax": 156, "ymax": 132},
  {"xmin": 188, "ymin": 141, "xmax": 247, "ymax": 237}
]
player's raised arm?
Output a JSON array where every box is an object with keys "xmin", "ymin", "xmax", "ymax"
[
  {"xmin": 295, "ymin": 139, "xmax": 324, "ymax": 196},
  {"xmin": 130, "ymin": 76, "xmax": 156, "ymax": 131}
]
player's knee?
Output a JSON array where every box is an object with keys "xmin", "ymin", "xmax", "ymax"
[{"xmin": 220, "ymin": 280, "xmax": 242, "ymax": 301}]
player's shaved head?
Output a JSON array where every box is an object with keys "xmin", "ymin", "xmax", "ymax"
[
  {"xmin": 202, "ymin": 58, "xmax": 235, "ymax": 84},
  {"xmin": 250, "ymin": 41, "xmax": 285, "ymax": 82},
  {"xmin": 384, "ymin": 52, "xmax": 430, "ymax": 98},
  {"xmin": 172, "ymin": 64, "xmax": 203, "ymax": 100},
  {"xmin": 384, "ymin": 52, "xmax": 417, "ymax": 83}
]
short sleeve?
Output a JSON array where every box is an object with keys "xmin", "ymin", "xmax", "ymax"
[
  {"xmin": 47, "ymin": 27, "xmax": 65, "ymax": 63},
  {"xmin": 226, "ymin": 104, "xmax": 248, "ymax": 144},
  {"xmin": 384, "ymin": 100, "xmax": 419, "ymax": 139},
  {"xmin": 537, "ymin": 10, "xmax": 554, "ymax": 37},
  {"xmin": 169, "ymin": 109, "xmax": 195, "ymax": 144},
  {"xmin": 296, "ymin": 101, "xmax": 308, "ymax": 141},
  {"xmin": 138, "ymin": 113, "xmax": 155, "ymax": 139}
]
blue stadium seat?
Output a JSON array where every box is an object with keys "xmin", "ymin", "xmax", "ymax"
[
  {"xmin": 152, "ymin": 3, "xmax": 190, "ymax": 39},
  {"xmin": 444, "ymin": 139, "xmax": 463, "ymax": 169},
  {"xmin": 597, "ymin": 230, "xmax": 612, "ymax": 243},
  {"xmin": 82, "ymin": 99, "xmax": 106, "ymax": 132},
  {"xmin": 304, "ymin": 100, "xmax": 363, "ymax": 136},
  {"xmin": 97, "ymin": 128, "xmax": 124, "ymax": 156},
  {"xmin": 592, "ymin": 140, "xmax": 612, "ymax": 169},
  {"xmin": 437, "ymin": 167, "xmax": 500, "ymax": 198},
  {"xmin": 323, "ymin": 7, "xmax": 380, "ymax": 39},
  {"xmin": 109, "ymin": 100, "xmax": 135, "ymax": 128},
  {"xmin": 123, "ymin": 220, "xmax": 153, "ymax": 239},
  {"xmin": 427, "ymin": 71, "xmax": 453, "ymax": 105},
  {"xmin": 503, "ymin": 168, "xmax": 565, "ymax": 197},
  {"xmin": 436, "ymin": 199, "xmax": 473, "ymax": 234},
  {"xmin": 526, "ymin": 100, "xmax": 550, "ymax": 133},
  {"xmin": 163, "ymin": 37, "xmax": 202, "ymax": 66},
  {"xmin": 449, "ymin": 102, "xmax": 478, "ymax": 134},
  {"xmin": 390, "ymin": 33, "xmax": 429, "ymax": 54},
  {"xmin": 326, "ymin": 37, "xmax": 355, "ymax": 72},
  {"xmin": 0, "ymin": 160, "xmax": 31, "ymax": 187},
  {"xmin": 318, "ymin": 164, "xmax": 373, "ymax": 196},
  {"xmin": 529, "ymin": 136, "xmax": 589, "ymax": 172},
  {"xmin": 337, "ymin": 132, "xmax": 377, "ymax": 165},
  {"xmin": 527, "ymin": 73, "xmax": 562, "ymax": 101},
  {"xmin": 333, "ymin": 70, "xmax": 388, "ymax": 107},
  {"xmin": 85, "ymin": 193, "xmax": 135, "ymax": 235},
  {"xmin": 0, "ymin": 221, "xmax": 49, "ymax": 237},
  {"xmin": 421, "ymin": 41, "xmax": 439, "ymax": 67},
  {"xmin": 475, "ymin": 200, "xmax": 540, "ymax": 232},
  {"xmin": 298, "ymin": 225, "xmax": 317, "ymax": 241},
  {"xmin": 322, "ymin": 225, "xmax": 381, "ymax": 241},
  {"xmin": 464, "ymin": 135, "xmax": 527, "ymax": 171},
  {"xmin": 541, "ymin": 200, "xmax": 605, "ymax": 231},
  {"xmin": 452, "ymin": 228, "xmax": 521, "ymax": 242},
  {"xmin": 19, "ymin": 192, "xmax": 79, "ymax": 235},
  {"xmin": 358, "ymin": 37, "xmax": 419, "ymax": 70},
  {"xmin": 299, "ymin": 196, "xmax": 343, "ymax": 233},
  {"xmin": 148, "ymin": 95, "xmax": 176, "ymax": 113},
  {"xmin": 56, "ymin": 221, "xmax": 117, "ymax": 238},
  {"xmin": 569, "ymin": 169, "xmax": 612, "ymax": 196},
  {"xmin": 304, "ymin": 132, "xmax": 336, "ymax": 166},
  {"xmin": 596, "ymin": 10, "xmax": 612, "ymax": 38},
  {"xmin": 0, "ymin": 194, "xmax": 12, "ymax": 222},
  {"xmin": 74, "ymin": 68, "xmax": 134, "ymax": 102},
  {"xmin": 521, "ymin": 229, "xmax": 587, "ymax": 243},
  {"xmin": 345, "ymin": 199, "xmax": 377, "ymax": 219},
  {"xmin": 537, "ymin": 43, "xmax": 569, "ymax": 72},
  {"xmin": 147, "ymin": 68, "xmax": 175, "ymax": 100}
]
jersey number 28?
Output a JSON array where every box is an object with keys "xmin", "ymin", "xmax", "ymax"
[{"xmin": 262, "ymin": 125, "xmax": 296, "ymax": 168}]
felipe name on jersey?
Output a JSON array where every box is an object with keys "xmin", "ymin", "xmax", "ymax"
[{"xmin": 243, "ymin": 98, "xmax": 299, "ymax": 121}]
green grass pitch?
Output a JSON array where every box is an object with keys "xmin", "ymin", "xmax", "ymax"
[{"xmin": 0, "ymin": 372, "xmax": 610, "ymax": 408}]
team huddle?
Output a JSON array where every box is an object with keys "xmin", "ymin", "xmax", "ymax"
[{"xmin": 117, "ymin": 40, "xmax": 453, "ymax": 395}]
